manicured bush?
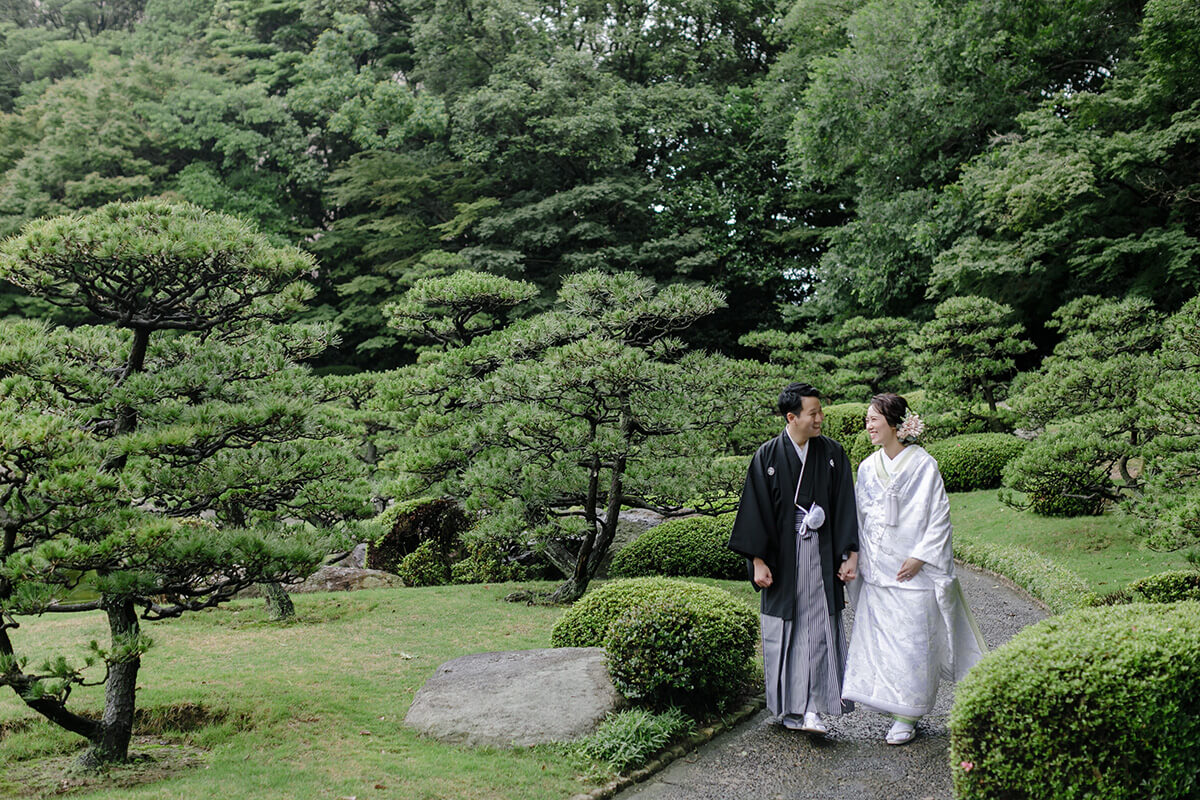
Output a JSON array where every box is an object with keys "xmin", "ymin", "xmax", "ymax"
[
  {"xmin": 821, "ymin": 402, "xmax": 868, "ymax": 443},
  {"xmin": 925, "ymin": 433, "xmax": 1027, "ymax": 492},
  {"xmin": 367, "ymin": 497, "xmax": 469, "ymax": 574},
  {"xmin": 550, "ymin": 577, "xmax": 755, "ymax": 648},
  {"xmin": 847, "ymin": 429, "xmax": 875, "ymax": 470},
  {"xmin": 609, "ymin": 514, "xmax": 742, "ymax": 580},
  {"xmin": 952, "ymin": 533, "xmax": 1096, "ymax": 613},
  {"xmin": 603, "ymin": 593, "xmax": 757, "ymax": 711},
  {"xmin": 576, "ymin": 707, "xmax": 695, "ymax": 772},
  {"xmin": 950, "ymin": 602, "xmax": 1200, "ymax": 800},
  {"xmin": 1129, "ymin": 571, "xmax": 1200, "ymax": 603},
  {"xmin": 396, "ymin": 539, "xmax": 451, "ymax": 587}
]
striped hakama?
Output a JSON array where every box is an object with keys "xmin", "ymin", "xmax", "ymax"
[{"xmin": 760, "ymin": 508, "xmax": 851, "ymax": 719}]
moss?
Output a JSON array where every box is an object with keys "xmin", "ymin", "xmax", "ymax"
[{"xmin": 950, "ymin": 602, "xmax": 1200, "ymax": 800}]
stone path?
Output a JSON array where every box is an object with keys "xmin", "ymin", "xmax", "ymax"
[{"xmin": 615, "ymin": 564, "xmax": 1047, "ymax": 800}]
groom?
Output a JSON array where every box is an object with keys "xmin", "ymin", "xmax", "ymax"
[{"xmin": 727, "ymin": 382, "xmax": 859, "ymax": 734}]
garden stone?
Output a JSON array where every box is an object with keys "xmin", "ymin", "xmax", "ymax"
[
  {"xmin": 329, "ymin": 542, "xmax": 368, "ymax": 569},
  {"xmin": 291, "ymin": 565, "xmax": 399, "ymax": 593},
  {"xmin": 404, "ymin": 647, "xmax": 621, "ymax": 747}
]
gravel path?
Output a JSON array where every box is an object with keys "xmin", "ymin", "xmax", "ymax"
[{"xmin": 615, "ymin": 564, "xmax": 1047, "ymax": 800}]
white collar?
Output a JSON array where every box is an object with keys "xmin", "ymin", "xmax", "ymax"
[{"xmin": 785, "ymin": 431, "xmax": 810, "ymax": 463}]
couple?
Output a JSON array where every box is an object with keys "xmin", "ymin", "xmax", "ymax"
[{"xmin": 728, "ymin": 382, "xmax": 986, "ymax": 745}]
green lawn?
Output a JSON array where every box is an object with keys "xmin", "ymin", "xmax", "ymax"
[
  {"xmin": 948, "ymin": 490, "xmax": 1191, "ymax": 593},
  {"xmin": 0, "ymin": 583, "xmax": 633, "ymax": 800}
]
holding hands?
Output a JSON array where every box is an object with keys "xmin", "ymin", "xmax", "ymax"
[{"xmin": 838, "ymin": 551, "xmax": 858, "ymax": 582}]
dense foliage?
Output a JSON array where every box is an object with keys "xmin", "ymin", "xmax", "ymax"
[
  {"xmin": 950, "ymin": 603, "xmax": 1200, "ymax": 800},
  {"xmin": 550, "ymin": 577, "xmax": 755, "ymax": 649},
  {"xmin": 924, "ymin": 434, "xmax": 1027, "ymax": 493},
  {"xmin": 603, "ymin": 591, "xmax": 757, "ymax": 711},
  {"xmin": 608, "ymin": 515, "xmax": 743, "ymax": 580}
]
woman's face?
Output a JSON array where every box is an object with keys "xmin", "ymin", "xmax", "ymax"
[{"xmin": 864, "ymin": 405, "xmax": 898, "ymax": 448}]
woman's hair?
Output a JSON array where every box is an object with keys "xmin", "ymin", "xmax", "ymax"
[
  {"xmin": 869, "ymin": 393, "xmax": 908, "ymax": 428},
  {"xmin": 778, "ymin": 382, "xmax": 820, "ymax": 417}
]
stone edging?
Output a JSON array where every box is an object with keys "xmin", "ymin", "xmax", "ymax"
[{"xmin": 568, "ymin": 695, "xmax": 767, "ymax": 800}]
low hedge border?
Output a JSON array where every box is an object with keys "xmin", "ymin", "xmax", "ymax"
[
  {"xmin": 953, "ymin": 533, "xmax": 1097, "ymax": 613},
  {"xmin": 567, "ymin": 695, "xmax": 766, "ymax": 800}
]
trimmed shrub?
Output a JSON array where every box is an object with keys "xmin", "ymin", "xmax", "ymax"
[
  {"xmin": 821, "ymin": 402, "xmax": 868, "ymax": 443},
  {"xmin": 847, "ymin": 429, "xmax": 875, "ymax": 470},
  {"xmin": 367, "ymin": 497, "xmax": 469, "ymax": 574},
  {"xmin": 952, "ymin": 532, "xmax": 1096, "ymax": 613},
  {"xmin": 1129, "ymin": 571, "xmax": 1200, "ymax": 603},
  {"xmin": 603, "ymin": 593, "xmax": 757, "ymax": 711},
  {"xmin": 576, "ymin": 707, "xmax": 695, "ymax": 772},
  {"xmin": 925, "ymin": 433, "xmax": 1027, "ymax": 492},
  {"xmin": 950, "ymin": 602, "xmax": 1200, "ymax": 800},
  {"xmin": 396, "ymin": 539, "xmax": 451, "ymax": 587},
  {"xmin": 550, "ymin": 577, "xmax": 755, "ymax": 648},
  {"xmin": 609, "ymin": 514, "xmax": 742, "ymax": 579}
]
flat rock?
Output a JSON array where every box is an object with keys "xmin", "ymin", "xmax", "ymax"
[
  {"xmin": 290, "ymin": 565, "xmax": 400, "ymax": 594},
  {"xmin": 404, "ymin": 647, "xmax": 622, "ymax": 747}
]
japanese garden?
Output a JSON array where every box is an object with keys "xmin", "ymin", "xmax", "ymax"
[{"xmin": 0, "ymin": 1, "xmax": 1198, "ymax": 798}]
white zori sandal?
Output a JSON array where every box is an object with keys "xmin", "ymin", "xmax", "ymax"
[{"xmin": 886, "ymin": 718, "xmax": 917, "ymax": 745}]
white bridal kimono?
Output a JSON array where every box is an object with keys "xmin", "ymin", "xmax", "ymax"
[{"xmin": 842, "ymin": 446, "xmax": 986, "ymax": 718}]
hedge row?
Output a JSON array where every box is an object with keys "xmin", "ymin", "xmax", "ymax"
[{"xmin": 952, "ymin": 533, "xmax": 1097, "ymax": 614}]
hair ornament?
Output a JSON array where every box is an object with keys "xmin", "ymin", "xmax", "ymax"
[{"xmin": 897, "ymin": 409, "xmax": 924, "ymax": 444}]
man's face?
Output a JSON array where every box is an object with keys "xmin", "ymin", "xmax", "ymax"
[{"xmin": 786, "ymin": 395, "xmax": 823, "ymax": 444}]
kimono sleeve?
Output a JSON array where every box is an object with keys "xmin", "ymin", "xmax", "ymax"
[
  {"xmin": 908, "ymin": 459, "xmax": 954, "ymax": 571},
  {"xmin": 727, "ymin": 450, "xmax": 775, "ymax": 565},
  {"xmin": 830, "ymin": 442, "xmax": 859, "ymax": 559}
]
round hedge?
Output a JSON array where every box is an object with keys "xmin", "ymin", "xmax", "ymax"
[
  {"xmin": 608, "ymin": 514, "xmax": 742, "ymax": 579},
  {"xmin": 950, "ymin": 602, "xmax": 1200, "ymax": 800},
  {"xmin": 821, "ymin": 402, "xmax": 868, "ymax": 443},
  {"xmin": 925, "ymin": 433, "xmax": 1028, "ymax": 492},
  {"xmin": 847, "ymin": 429, "xmax": 875, "ymax": 470},
  {"xmin": 1129, "ymin": 571, "xmax": 1200, "ymax": 603},
  {"xmin": 550, "ymin": 577, "xmax": 756, "ymax": 649},
  {"xmin": 604, "ymin": 594, "xmax": 757, "ymax": 711}
]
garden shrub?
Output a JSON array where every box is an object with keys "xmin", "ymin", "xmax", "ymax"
[
  {"xmin": 550, "ymin": 577, "xmax": 756, "ymax": 649},
  {"xmin": 821, "ymin": 402, "xmax": 868, "ymax": 442},
  {"xmin": 1128, "ymin": 571, "xmax": 1200, "ymax": 603},
  {"xmin": 603, "ymin": 593, "xmax": 757, "ymax": 711},
  {"xmin": 925, "ymin": 434, "xmax": 1027, "ymax": 492},
  {"xmin": 576, "ymin": 707, "xmax": 695, "ymax": 773},
  {"xmin": 847, "ymin": 429, "xmax": 875, "ymax": 469},
  {"xmin": 367, "ymin": 497, "xmax": 469, "ymax": 574},
  {"xmin": 1001, "ymin": 432, "xmax": 1115, "ymax": 516},
  {"xmin": 609, "ymin": 514, "xmax": 742, "ymax": 579},
  {"xmin": 450, "ymin": 539, "xmax": 526, "ymax": 584},
  {"xmin": 396, "ymin": 539, "xmax": 451, "ymax": 587},
  {"xmin": 950, "ymin": 602, "xmax": 1200, "ymax": 800}
]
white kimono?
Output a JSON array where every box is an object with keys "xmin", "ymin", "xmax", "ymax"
[{"xmin": 841, "ymin": 446, "xmax": 986, "ymax": 717}]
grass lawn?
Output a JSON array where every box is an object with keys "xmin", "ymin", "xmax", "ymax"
[
  {"xmin": 949, "ymin": 490, "xmax": 1192, "ymax": 593},
  {"xmin": 0, "ymin": 582, "xmax": 648, "ymax": 800}
]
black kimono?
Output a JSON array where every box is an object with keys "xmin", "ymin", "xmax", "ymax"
[
  {"xmin": 728, "ymin": 431, "xmax": 859, "ymax": 719},
  {"xmin": 727, "ymin": 432, "xmax": 859, "ymax": 619}
]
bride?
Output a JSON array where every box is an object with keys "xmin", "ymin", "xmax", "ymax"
[{"xmin": 841, "ymin": 393, "xmax": 987, "ymax": 745}]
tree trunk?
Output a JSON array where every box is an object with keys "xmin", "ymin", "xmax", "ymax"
[
  {"xmin": 262, "ymin": 582, "xmax": 295, "ymax": 621},
  {"xmin": 78, "ymin": 597, "xmax": 141, "ymax": 768}
]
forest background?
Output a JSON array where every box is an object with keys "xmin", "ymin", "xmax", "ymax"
[{"xmin": 0, "ymin": 0, "xmax": 1195, "ymax": 365}]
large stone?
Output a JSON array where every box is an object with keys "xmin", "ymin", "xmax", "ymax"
[
  {"xmin": 290, "ymin": 564, "xmax": 400, "ymax": 594},
  {"xmin": 404, "ymin": 647, "xmax": 622, "ymax": 747}
]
